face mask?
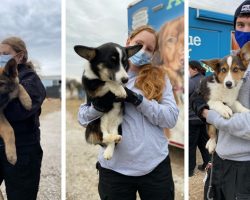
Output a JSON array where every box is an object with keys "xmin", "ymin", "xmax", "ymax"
[
  {"xmin": 0, "ymin": 54, "xmax": 13, "ymax": 67},
  {"xmin": 235, "ymin": 30, "xmax": 250, "ymax": 48},
  {"xmin": 129, "ymin": 49, "xmax": 152, "ymax": 67}
]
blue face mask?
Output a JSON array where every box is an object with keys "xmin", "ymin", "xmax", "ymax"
[
  {"xmin": 235, "ymin": 30, "xmax": 250, "ymax": 48},
  {"xmin": 129, "ymin": 49, "xmax": 152, "ymax": 67},
  {"xmin": 0, "ymin": 54, "xmax": 13, "ymax": 67}
]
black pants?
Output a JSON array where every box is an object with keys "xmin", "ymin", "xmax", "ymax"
[
  {"xmin": 189, "ymin": 122, "xmax": 210, "ymax": 173},
  {"xmin": 97, "ymin": 156, "xmax": 174, "ymax": 200},
  {"xmin": 204, "ymin": 153, "xmax": 250, "ymax": 200},
  {"xmin": 0, "ymin": 143, "xmax": 43, "ymax": 200}
]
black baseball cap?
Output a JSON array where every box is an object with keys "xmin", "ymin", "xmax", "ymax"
[{"xmin": 234, "ymin": 0, "xmax": 250, "ymax": 28}]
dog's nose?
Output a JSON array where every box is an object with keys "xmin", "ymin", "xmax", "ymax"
[
  {"xmin": 225, "ymin": 81, "xmax": 232, "ymax": 88},
  {"xmin": 121, "ymin": 77, "xmax": 128, "ymax": 84}
]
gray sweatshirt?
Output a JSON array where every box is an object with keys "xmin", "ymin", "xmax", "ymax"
[
  {"xmin": 78, "ymin": 71, "xmax": 179, "ymax": 176},
  {"xmin": 206, "ymin": 66, "xmax": 250, "ymax": 161}
]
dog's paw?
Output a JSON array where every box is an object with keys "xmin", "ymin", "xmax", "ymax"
[
  {"xmin": 103, "ymin": 134, "xmax": 121, "ymax": 143},
  {"xmin": 22, "ymin": 97, "xmax": 32, "ymax": 110},
  {"xmin": 6, "ymin": 149, "xmax": 17, "ymax": 165},
  {"xmin": 114, "ymin": 135, "xmax": 122, "ymax": 143},
  {"xmin": 206, "ymin": 138, "xmax": 216, "ymax": 154},
  {"xmin": 217, "ymin": 105, "xmax": 233, "ymax": 119},
  {"xmin": 103, "ymin": 148, "xmax": 114, "ymax": 160},
  {"xmin": 114, "ymin": 87, "xmax": 127, "ymax": 98}
]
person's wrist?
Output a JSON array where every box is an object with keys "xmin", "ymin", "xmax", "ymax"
[{"xmin": 202, "ymin": 109, "xmax": 209, "ymax": 119}]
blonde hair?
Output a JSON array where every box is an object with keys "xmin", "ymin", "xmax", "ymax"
[
  {"xmin": 129, "ymin": 26, "xmax": 166, "ymax": 102},
  {"xmin": 1, "ymin": 37, "xmax": 34, "ymax": 69}
]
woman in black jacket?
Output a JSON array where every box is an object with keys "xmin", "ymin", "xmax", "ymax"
[
  {"xmin": 188, "ymin": 60, "xmax": 210, "ymax": 177},
  {"xmin": 0, "ymin": 37, "xmax": 46, "ymax": 200}
]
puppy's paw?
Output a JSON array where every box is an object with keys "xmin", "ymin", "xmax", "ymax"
[
  {"xmin": 114, "ymin": 135, "xmax": 122, "ymax": 143},
  {"xmin": 103, "ymin": 148, "xmax": 114, "ymax": 160},
  {"xmin": 21, "ymin": 97, "xmax": 32, "ymax": 110},
  {"xmin": 6, "ymin": 148, "xmax": 17, "ymax": 165},
  {"xmin": 114, "ymin": 87, "xmax": 127, "ymax": 98},
  {"xmin": 103, "ymin": 134, "xmax": 121, "ymax": 143},
  {"xmin": 217, "ymin": 105, "xmax": 233, "ymax": 119},
  {"xmin": 206, "ymin": 138, "xmax": 216, "ymax": 154}
]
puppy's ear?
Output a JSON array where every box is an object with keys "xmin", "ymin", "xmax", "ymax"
[
  {"xmin": 74, "ymin": 45, "xmax": 96, "ymax": 61},
  {"xmin": 201, "ymin": 59, "xmax": 220, "ymax": 72},
  {"xmin": 239, "ymin": 41, "xmax": 250, "ymax": 68},
  {"xmin": 126, "ymin": 45, "xmax": 143, "ymax": 58},
  {"xmin": 4, "ymin": 58, "xmax": 18, "ymax": 78}
]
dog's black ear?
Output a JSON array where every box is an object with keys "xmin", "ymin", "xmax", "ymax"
[
  {"xmin": 4, "ymin": 58, "xmax": 18, "ymax": 78},
  {"xmin": 126, "ymin": 45, "xmax": 143, "ymax": 58},
  {"xmin": 201, "ymin": 59, "xmax": 220, "ymax": 72},
  {"xmin": 239, "ymin": 41, "xmax": 250, "ymax": 68},
  {"xmin": 74, "ymin": 45, "xmax": 96, "ymax": 61}
]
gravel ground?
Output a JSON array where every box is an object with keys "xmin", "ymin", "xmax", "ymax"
[
  {"xmin": 66, "ymin": 99, "xmax": 184, "ymax": 200},
  {"xmin": 0, "ymin": 99, "xmax": 61, "ymax": 200},
  {"xmin": 189, "ymin": 150, "xmax": 207, "ymax": 200}
]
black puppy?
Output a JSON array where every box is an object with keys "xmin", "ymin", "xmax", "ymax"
[{"xmin": 74, "ymin": 42, "xmax": 142, "ymax": 160}]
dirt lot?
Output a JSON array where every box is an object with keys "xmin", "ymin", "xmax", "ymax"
[
  {"xmin": 66, "ymin": 99, "xmax": 184, "ymax": 200},
  {"xmin": 189, "ymin": 151, "xmax": 207, "ymax": 200},
  {"xmin": 0, "ymin": 98, "xmax": 61, "ymax": 200}
]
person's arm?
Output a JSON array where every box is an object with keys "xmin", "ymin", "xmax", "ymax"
[
  {"xmin": 135, "ymin": 78, "xmax": 179, "ymax": 128},
  {"xmin": 202, "ymin": 109, "xmax": 250, "ymax": 140},
  {"xmin": 189, "ymin": 78, "xmax": 196, "ymax": 96},
  {"xmin": 78, "ymin": 102, "xmax": 103, "ymax": 127},
  {"xmin": 4, "ymin": 72, "xmax": 46, "ymax": 122}
]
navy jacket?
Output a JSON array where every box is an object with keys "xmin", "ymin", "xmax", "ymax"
[{"xmin": 0, "ymin": 64, "xmax": 46, "ymax": 147}]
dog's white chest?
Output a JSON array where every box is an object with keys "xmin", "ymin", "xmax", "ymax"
[{"xmin": 208, "ymin": 81, "xmax": 242, "ymax": 106}]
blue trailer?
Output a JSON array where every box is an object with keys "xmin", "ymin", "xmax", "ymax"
[
  {"xmin": 128, "ymin": 0, "xmax": 184, "ymax": 149},
  {"xmin": 189, "ymin": 7, "xmax": 235, "ymax": 75}
]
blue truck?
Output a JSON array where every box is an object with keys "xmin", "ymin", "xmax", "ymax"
[
  {"xmin": 128, "ymin": 0, "xmax": 184, "ymax": 149},
  {"xmin": 189, "ymin": 7, "xmax": 235, "ymax": 75}
]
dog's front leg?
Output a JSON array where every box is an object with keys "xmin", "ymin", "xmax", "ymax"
[
  {"xmin": 0, "ymin": 114, "xmax": 17, "ymax": 165},
  {"xmin": 0, "ymin": 189, "xmax": 3, "ymax": 200},
  {"xmin": 231, "ymin": 100, "xmax": 250, "ymax": 113},
  {"xmin": 18, "ymin": 84, "xmax": 32, "ymax": 110},
  {"xmin": 208, "ymin": 100, "xmax": 233, "ymax": 119},
  {"xmin": 206, "ymin": 125, "xmax": 217, "ymax": 153}
]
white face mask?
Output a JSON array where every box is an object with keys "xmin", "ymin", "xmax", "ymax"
[{"xmin": 0, "ymin": 54, "xmax": 13, "ymax": 67}]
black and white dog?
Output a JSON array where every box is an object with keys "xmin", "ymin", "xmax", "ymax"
[
  {"xmin": 197, "ymin": 41, "xmax": 250, "ymax": 153},
  {"xmin": 74, "ymin": 42, "xmax": 142, "ymax": 159}
]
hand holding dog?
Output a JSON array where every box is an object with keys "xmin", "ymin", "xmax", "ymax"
[{"xmin": 115, "ymin": 87, "xmax": 143, "ymax": 106}]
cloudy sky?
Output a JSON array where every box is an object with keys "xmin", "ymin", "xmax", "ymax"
[
  {"xmin": 66, "ymin": 0, "xmax": 132, "ymax": 80},
  {"xmin": 0, "ymin": 0, "xmax": 61, "ymax": 76}
]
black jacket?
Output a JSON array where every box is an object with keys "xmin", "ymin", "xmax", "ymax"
[
  {"xmin": 189, "ymin": 73, "xmax": 204, "ymax": 124},
  {"xmin": 0, "ymin": 64, "xmax": 46, "ymax": 147}
]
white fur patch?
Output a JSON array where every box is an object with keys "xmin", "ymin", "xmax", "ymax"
[
  {"xmin": 84, "ymin": 63, "xmax": 98, "ymax": 79},
  {"xmin": 115, "ymin": 47, "xmax": 128, "ymax": 84},
  {"xmin": 227, "ymin": 56, "xmax": 232, "ymax": 68}
]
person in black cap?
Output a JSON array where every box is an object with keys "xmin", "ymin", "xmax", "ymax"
[{"xmin": 190, "ymin": 1, "xmax": 250, "ymax": 199}]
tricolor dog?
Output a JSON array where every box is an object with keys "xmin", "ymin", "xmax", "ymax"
[
  {"xmin": 197, "ymin": 41, "xmax": 250, "ymax": 153},
  {"xmin": 74, "ymin": 42, "xmax": 142, "ymax": 160}
]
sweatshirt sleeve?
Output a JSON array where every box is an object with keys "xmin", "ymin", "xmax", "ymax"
[
  {"xmin": 78, "ymin": 103, "xmax": 103, "ymax": 127},
  {"xmin": 135, "ymin": 78, "xmax": 179, "ymax": 128},
  {"xmin": 206, "ymin": 110, "xmax": 250, "ymax": 140}
]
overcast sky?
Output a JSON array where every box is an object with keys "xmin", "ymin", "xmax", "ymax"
[
  {"xmin": 66, "ymin": 0, "xmax": 132, "ymax": 80},
  {"xmin": 0, "ymin": 0, "xmax": 61, "ymax": 76}
]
